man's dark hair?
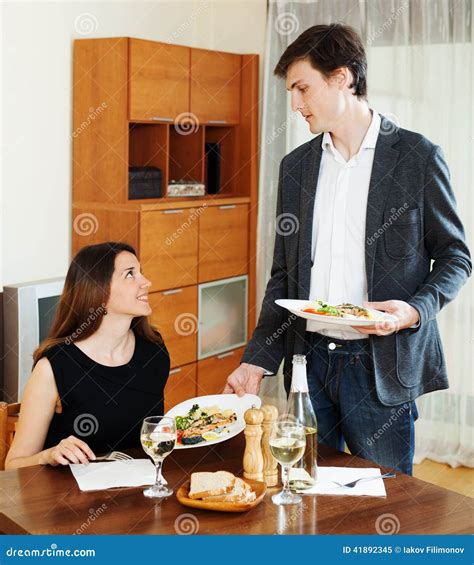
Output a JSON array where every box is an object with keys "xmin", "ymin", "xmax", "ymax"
[{"xmin": 274, "ymin": 23, "xmax": 368, "ymax": 99}]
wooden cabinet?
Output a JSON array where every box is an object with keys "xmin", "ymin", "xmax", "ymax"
[
  {"xmin": 73, "ymin": 38, "xmax": 259, "ymax": 394},
  {"xmin": 140, "ymin": 208, "xmax": 198, "ymax": 291},
  {"xmin": 198, "ymin": 204, "xmax": 249, "ymax": 282},
  {"xmin": 149, "ymin": 286, "xmax": 197, "ymax": 368},
  {"xmin": 190, "ymin": 49, "xmax": 241, "ymax": 124},
  {"xmin": 164, "ymin": 363, "xmax": 197, "ymax": 411},
  {"xmin": 197, "ymin": 347, "xmax": 245, "ymax": 396},
  {"xmin": 73, "ymin": 38, "xmax": 129, "ymax": 204},
  {"xmin": 129, "ymin": 39, "xmax": 190, "ymax": 121}
]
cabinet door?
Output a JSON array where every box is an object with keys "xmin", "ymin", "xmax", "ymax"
[
  {"xmin": 164, "ymin": 363, "xmax": 196, "ymax": 412},
  {"xmin": 140, "ymin": 208, "xmax": 198, "ymax": 291},
  {"xmin": 190, "ymin": 49, "xmax": 241, "ymax": 124},
  {"xmin": 198, "ymin": 204, "xmax": 249, "ymax": 283},
  {"xmin": 197, "ymin": 347, "xmax": 245, "ymax": 396},
  {"xmin": 149, "ymin": 286, "xmax": 197, "ymax": 368},
  {"xmin": 129, "ymin": 39, "xmax": 190, "ymax": 121}
]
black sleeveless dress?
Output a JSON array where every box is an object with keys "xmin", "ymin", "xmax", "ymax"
[{"xmin": 43, "ymin": 332, "xmax": 170, "ymax": 454}]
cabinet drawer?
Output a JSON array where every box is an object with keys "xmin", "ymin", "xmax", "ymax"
[
  {"xmin": 164, "ymin": 363, "xmax": 197, "ymax": 412},
  {"xmin": 198, "ymin": 204, "xmax": 249, "ymax": 282},
  {"xmin": 140, "ymin": 209, "xmax": 198, "ymax": 291},
  {"xmin": 197, "ymin": 347, "xmax": 245, "ymax": 396},
  {"xmin": 190, "ymin": 50, "xmax": 241, "ymax": 123},
  {"xmin": 129, "ymin": 39, "xmax": 190, "ymax": 121},
  {"xmin": 149, "ymin": 286, "xmax": 197, "ymax": 368}
]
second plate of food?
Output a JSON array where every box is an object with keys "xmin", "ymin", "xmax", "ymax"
[
  {"xmin": 164, "ymin": 393, "xmax": 261, "ymax": 449},
  {"xmin": 275, "ymin": 298, "xmax": 397, "ymax": 327}
]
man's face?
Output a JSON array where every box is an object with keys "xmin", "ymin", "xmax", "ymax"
[{"xmin": 286, "ymin": 58, "xmax": 347, "ymax": 134}]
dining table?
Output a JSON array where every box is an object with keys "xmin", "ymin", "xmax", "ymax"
[{"xmin": 0, "ymin": 434, "xmax": 472, "ymax": 535}]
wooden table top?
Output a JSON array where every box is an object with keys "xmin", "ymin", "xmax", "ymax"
[{"xmin": 0, "ymin": 435, "xmax": 471, "ymax": 535}]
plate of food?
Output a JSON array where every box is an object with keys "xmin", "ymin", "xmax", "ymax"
[
  {"xmin": 275, "ymin": 299, "xmax": 397, "ymax": 327},
  {"xmin": 176, "ymin": 471, "xmax": 266, "ymax": 513},
  {"xmin": 164, "ymin": 393, "xmax": 261, "ymax": 449}
]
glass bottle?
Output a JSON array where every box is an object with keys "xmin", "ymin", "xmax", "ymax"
[{"xmin": 286, "ymin": 354, "xmax": 318, "ymax": 489}]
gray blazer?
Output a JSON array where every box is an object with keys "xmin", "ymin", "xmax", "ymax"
[{"xmin": 241, "ymin": 116, "xmax": 471, "ymax": 406}]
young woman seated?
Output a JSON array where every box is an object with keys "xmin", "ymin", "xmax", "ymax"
[{"xmin": 5, "ymin": 242, "xmax": 169, "ymax": 469}]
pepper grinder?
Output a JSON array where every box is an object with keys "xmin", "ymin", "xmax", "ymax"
[
  {"xmin": 243, "ymin": 408, "xmax": 264, "ymax": 481},
  {"xmin": 261, "ymin": 404, "xmax": 279, "ymax": 486}
]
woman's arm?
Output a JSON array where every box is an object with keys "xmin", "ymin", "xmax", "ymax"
[{"xmin": 5, "ymin": 357, "xmax": 95, "ymax": 469}]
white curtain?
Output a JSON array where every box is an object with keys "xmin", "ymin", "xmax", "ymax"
[{"xmin": 258, "ymin": 0, "xmax": 473, "ymax": 467}]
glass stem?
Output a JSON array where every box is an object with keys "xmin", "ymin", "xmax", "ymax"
[
  {"xmin": 282, "ymin": 465, "xmax": 291, "ymax": 495},
  {"xmin": 154, "ymin": 459, "xmax": 163, "ymax": 488}
]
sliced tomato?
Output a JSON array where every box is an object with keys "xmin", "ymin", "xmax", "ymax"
[
  {"xmin": 177, "ymin": 430, "xmax": 184, "ymax": 444},
  {"xmin": 303, "ymin": 308, "xmax": 334, "ymax": 316}
]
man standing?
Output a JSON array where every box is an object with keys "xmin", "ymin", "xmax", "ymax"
[{"xmin": 224, "ymin": 24, "xmax": 471, "ymax": 475}]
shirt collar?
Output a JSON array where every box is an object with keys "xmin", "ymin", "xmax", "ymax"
[{"xmin": 322, "ymin": 110, "xmax": 381, "ymax": 156}]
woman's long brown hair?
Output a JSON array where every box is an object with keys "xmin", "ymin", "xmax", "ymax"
[{"xmin": 33, "ymin": 242, "xmax": 162, "ymax": 365}]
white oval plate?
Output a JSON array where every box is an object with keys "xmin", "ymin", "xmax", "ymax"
[
  {"xmin": 275, "ymin": 299, "xmax": 397, "ymax": 327},
  {"xmin": 164, "ymin": 393, "xmax": 261, "ymax": 450}
]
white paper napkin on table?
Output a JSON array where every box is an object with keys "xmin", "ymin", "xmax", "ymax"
[
  {"xmin": 69, "ymin": 459, "xmax": 166, "ymax": 492},
  {"xmin": 290, "ymin": 466, "xmax": 387, "ymax": 497}
]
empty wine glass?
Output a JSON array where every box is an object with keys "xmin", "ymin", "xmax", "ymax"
[
  {"xmin": 140, "ymin": 416, "xmax": 176, "ymax": 499},
  {"xmin": 269, "ymin": 418, "xmax": 306, "ymax": 505}
]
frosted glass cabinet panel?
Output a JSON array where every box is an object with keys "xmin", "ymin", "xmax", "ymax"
[{"xmin": 198, "ymin": 275, "xmax": 248, "ymax": 359}]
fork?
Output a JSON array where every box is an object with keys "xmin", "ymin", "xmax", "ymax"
[
  {"xmin": 332, "ymin": 471, "xmax": 396, "ymax": 488},
  {"xmin": 90, "ymin": 451, "xmax": 133, "ymax": 462}
]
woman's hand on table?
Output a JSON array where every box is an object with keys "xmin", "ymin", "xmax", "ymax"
[{"xmin": 42, "ymin": 435, "xmax": 96, "ymax": 466}]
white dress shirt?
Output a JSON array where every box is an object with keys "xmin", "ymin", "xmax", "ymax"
[{"xmin": 306, "ymin": 110, "xmax": 381, "ymax": 339}]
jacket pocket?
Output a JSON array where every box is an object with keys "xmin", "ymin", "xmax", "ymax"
[
  {"xmin": 395, "ymin": 327, "xmax": 443, "ymax": 388},
  {"xmin": 384, "ymin": 207, "xmax": 422, "ymax": 259}
]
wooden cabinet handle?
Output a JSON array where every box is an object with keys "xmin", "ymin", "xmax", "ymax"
[
  {"xmin": 151, "ymin": 117, "xmax": 173, "ymax": 122},
  {"xmin": 208, "ymin": 120, "xmax": 227, "ymax": 124},
  {"xmin": 218, "ymin": 205, "xmax": 236, "ymax": 210},
  {"xmin": 163, "ymin": 209, "xmax": 184, "ymax": 214},
  {"xmin": 162, "ymin": 288, "xmax": 183, "ymax": 295},
  {"xmin": 169, "ymin": 368, "xmax": 182, "ymax": 375},
  {"xmin": 217, "ymin": 351, "xmax": 235, "ymax": 360}
]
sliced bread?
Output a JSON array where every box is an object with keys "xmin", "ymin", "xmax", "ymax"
[
  {"xmin": 188, "ymin": 471, "xmax": 236, "ymax": 499},
  {"xmin": 203, "ymin": 477, "xmax": 256, "ymax": 503}
]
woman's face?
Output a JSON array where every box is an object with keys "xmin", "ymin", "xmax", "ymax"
[{"xmin": 106, "ymin": 251, "xmax": 152, "ymax": 317}]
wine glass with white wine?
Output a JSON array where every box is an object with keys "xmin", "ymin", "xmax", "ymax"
[
  {"xmin": 269, "ymin": 418, "xmax": 306, "ymax": 505},
  {"xmin": 140, "ymin": 416, "xmax": 176, "ymax": 499}
]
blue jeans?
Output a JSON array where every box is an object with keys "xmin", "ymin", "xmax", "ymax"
[{"xmin": 305, "ymin": 332, "xmax": 418, "ymax": 475}]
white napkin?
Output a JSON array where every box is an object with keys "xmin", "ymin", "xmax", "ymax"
[
  {"xmin": 70, "ymin": 459, "xmax": 166, "ymax": 492},
  {"xmin": 290, "ymin": 466, "xmax": 387, "ymax": 497}
]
